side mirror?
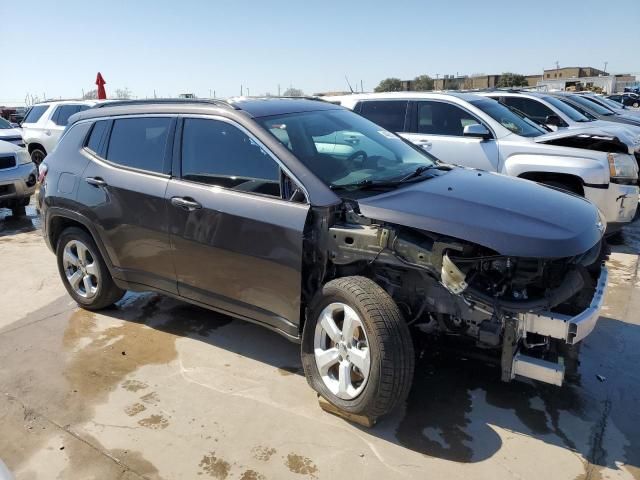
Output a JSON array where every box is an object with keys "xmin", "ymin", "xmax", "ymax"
[
  {"xmin": 545, "ymin": 114, "xmax": 562, "ymax": 127},
  {"xmin": 463, "ymin": 123, "xmax": 492, "ymax": 140}
]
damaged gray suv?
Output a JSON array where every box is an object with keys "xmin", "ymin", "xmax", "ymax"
[{"xmin": 38, "ymin": 98, "xmax": 608, "ymax": 421}]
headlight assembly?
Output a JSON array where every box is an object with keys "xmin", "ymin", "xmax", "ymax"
[{"xmin": 608, "ymin": 153, "xmax": 638, "ymax": 180}]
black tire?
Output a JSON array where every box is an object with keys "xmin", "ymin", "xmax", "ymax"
[
  {"xmin": 56, "ymin": 227, "xmax": 125, "ymax": 310},
  {"xmin": 301, "ymin": 276, "xmax": 415, "ymax": 419},
  {"xmin": 30, "ymin": 148, "xmax": 46, "ymax": 166},
  {"xmin": 11, "ymin": 205, "xmax": 26, "ymax": 217}
]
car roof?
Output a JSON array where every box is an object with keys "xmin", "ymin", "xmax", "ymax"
[
  {"xmin": 71, "ymin": 97, "xmax": 343, "ymax": 123},
  {"xmin": 323, "ymin": 91, "xmax": 486, "ymax": 104},
  {"xmin": 32, "ymin": 99, "xmax": 98, "ymax": 107}
]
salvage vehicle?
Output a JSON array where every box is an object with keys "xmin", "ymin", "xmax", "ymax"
[
  {"xmin": 0, "ymin": 140, "xmax": 37, "ymax": 217},
  {"xmin": 0, "ymin": 117, "xmax": 24, "ymax": 147},
  {"xmin": 607, "ymin": 93, "xmax": 640, "ymax": 108},
  {"xmin": 38, "ymin": 98, "xmax": 608, "ymax": 420},
  {"xmin": 549, "ymin": 92, "xmax": 640, "ymax": 129},
  {"xmin": 327, "ymin": 92, "xmax": 638, "ymax": 232},
  {"xmin": 21, "ymin": 100, "xmax": 95, "ymax": 166},
  {"xmin": 476, "ymin": 91, "xmax": 640, "ymax": 149}
]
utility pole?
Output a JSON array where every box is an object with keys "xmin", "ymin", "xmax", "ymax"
[
  {"xmin": 278, "ymin": 84, "xmax": 281, "ymax": 96},
  {"xmin": 240, "ymin": 85, "xmax": 243, "ymax": 96},
  {"xmin": 209, "ymin": 89, "xmax": 212, "ymax": 98},
  {"xmin": 246, "ymin": 87, "xmax": 250, "ymax": 96},
  {"xmin": 360, "ymin": 80, "xmax": 364, "ymax": 93},
  {"xmin": 603, "ymin": 61, "xmax": 608, "ymax": 74},
  {"xmin": 555, "ymin": 60, "xmax": 560, "ymax": 71}
]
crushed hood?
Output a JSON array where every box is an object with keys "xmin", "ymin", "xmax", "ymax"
[
  {"xmin": 534, "ymin": 127, "xmax": 632, "ymax": 154},
  {"xmin": 357, "ymin": 167, "xmax": 602, "ymax": 258}
]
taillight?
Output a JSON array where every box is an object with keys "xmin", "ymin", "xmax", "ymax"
[{"xmin": 37, "ymin": 163, "xmax": 48, "ymax": 184}]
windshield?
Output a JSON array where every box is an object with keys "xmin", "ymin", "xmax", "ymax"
[
  {"xmin": 0, "ymin": 118, "xmax": 12, "ymax": 129},
  {"xmin": 600, "ymin": 97, "xmax": 625, "ymax": 110},
  {"xmin": 469, "ymin": 99, "xmax": 546, "ymax": 137},
  {"xmin": 542, "ymin": 96, "xmax": 592, "ymax": 122},
  {"xmin": 581, "ymin": 95, "xmax": 622, "ymax": 111},
  {"xmin": 565, "ymin": 94, "xmax": 615, "ymax": 116},
  {"xmin": 258, "ymin": 109, "xmax": 437, "ymax": 188}
]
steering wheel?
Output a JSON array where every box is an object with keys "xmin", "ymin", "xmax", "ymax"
[{"xmin": 346, "ymin": 150, "xmax": 368, "ymax": 166}]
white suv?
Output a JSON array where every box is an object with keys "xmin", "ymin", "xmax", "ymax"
[
  {"xmin": 21, "ymin": 100, "xmax": 96, "ymax": 165},
  {"xmin": 325, "ymin": 92, "xmax": 639, "ymax": 231}
]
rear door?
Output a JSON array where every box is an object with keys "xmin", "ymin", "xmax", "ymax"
[
  {"xmin": 166, "ymin": 116, "xmax": 309, "ymax": 337},
  {"xmin": 79, "ymin": 115, "xmax": 177, "ymax": 293},
  {"xmin": 402, "ymin": 100, "xmax": 500, "ymax": 171}
]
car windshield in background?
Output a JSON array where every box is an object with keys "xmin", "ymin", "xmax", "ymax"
[
  {"xmin": 600, "ymin": 97, "xmax": 626, "ymax": 110},
  {"xmin": 470, "ymin": 99, "xmax": 546, "ymax": 137},
  {"xmin": 258, "ymin": 109, "xmax": 436, "ymax": 188},
  {"xmin": 566, "ymin": 95, "xmax": 615, "ymax": 116},
  {"xmin": 542, "ymin": 96, "xmax": 592, "ymax": 122},
  {"xmin": 0, "ymin": 118, "xmax": 12, "ymax": 129}
]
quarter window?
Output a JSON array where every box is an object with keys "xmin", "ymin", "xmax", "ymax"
[
  {"xmin": 181, "ymin": 118, "xmax": 281, "ymax": 198},
  {"xmin": 85, "ymin": 120, "xmax": 109, "ymax": 154},
  {"xmin": 357, "ymin": 101, "xmax": 407, "ymax": 132},
  {"xmin": 106, "ymin": 117, "xmax": 172, "ymax": 173},
  {"xmin": 416, "ymin": 101, "xmax": 480, "ymax": 136},
  {"xmin": 23, "ymin": 105, "xmax": 49, "ymax": 124}
]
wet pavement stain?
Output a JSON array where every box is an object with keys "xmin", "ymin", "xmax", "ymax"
[
  {"xmin": 121, "ymin": 380, "xmax": 149, "ymax": 392},
  {"xmin": 240, "ymin": 470, "xmax": 266, "ymax": 480},
  {"xmin": 198, "ymin": 451, "xmax": 231, "ymax": 479},
  {"xmin": 140, "ymin": 391, "xmax": 160, "ymax": 405},
  {"xmin": 252, "ymin": 446, "xmax": 276, "ymax": 461},
  {"xmin": 137, "ymin": 414, "xmax": 170, "ymax": 430},
  {"xmin": 285, "ymin": 453, "xmax": 318, "ymax": 478},
  {"xmin": 124, "ymin": 402, "xmax": 147, "ymax": 417}
]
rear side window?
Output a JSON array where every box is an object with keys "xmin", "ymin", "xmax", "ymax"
[
  {"xmin": 53, "ymin": 104, "xmax": 90, "ymax": 126},
  {"xmin": 357, "ymin": 101, "xmax": 407, "ymax": 132},
  {"xmin": 23, "ymin": 105, "xmax": 49, "ymax": 124},
  {"xmin": 85, "ymin": 120, "xmax": 108, "ymax": 153},
  {"xmin": 106, "ymin": 117, "xmax": 171, "ymax": 173},
  {"xmin": 502, "ymin": 97, "xmax": 555, "ymax": 124},
  {"xmin": 181, "ymin": 118, "xmax": 281, "ymax": 197}
]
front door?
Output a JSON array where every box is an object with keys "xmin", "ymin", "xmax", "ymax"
[
  {"xmin": 167, "ymin": 116, "xmax": 309, "ymax": 337},
  {"xmin": 402, "ymin": 100, "xmax": 500, "ymax": 172}
]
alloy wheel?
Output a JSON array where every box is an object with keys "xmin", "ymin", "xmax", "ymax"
[
  {"xmin": 62, "ymin": 240, "xmax": 100, "ymax": 299},
  {"xmin": 313, "ymin": 302, "xmax": 371, "ymax": 400}
]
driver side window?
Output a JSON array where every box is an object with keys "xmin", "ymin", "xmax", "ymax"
[
  {"xmin": 181, "ymin": 118, "xmax": 281, "ymax": 198},
  {"xmin": 416, "ymin": 101, "xmax": 480, "ymax": 136}
]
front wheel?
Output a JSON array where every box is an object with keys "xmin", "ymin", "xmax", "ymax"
[
  {"xmin": 301, "ymin": 276, "xmax": 415, "ymax": 419},
  {"xmin": 30, "ymin": 148, "xmax": 46, "ymax": 166}
]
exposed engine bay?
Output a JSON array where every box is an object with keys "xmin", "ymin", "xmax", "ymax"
[
  {"xmin": 538, "ymin": 132, "xmax": 630, "ymax": 154},
  {"xmin": 304, "ymin": 201, "xmax": 607, "ymax": 386}
]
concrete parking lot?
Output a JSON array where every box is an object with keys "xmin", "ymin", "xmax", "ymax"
[{"xmin": 1, "ymin": 203, "xmax": 639, "ymax": 480}]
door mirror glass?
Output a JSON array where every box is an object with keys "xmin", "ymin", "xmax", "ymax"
[{"xmin": 463, "ymin": 123, "xmax": 492, "ymax": 139}]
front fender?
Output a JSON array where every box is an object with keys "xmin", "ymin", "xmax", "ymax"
[{"xmin": 503, "ymin": 153, "xmax": 609, "ymax": 185}]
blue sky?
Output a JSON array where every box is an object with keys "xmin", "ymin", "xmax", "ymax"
[{"xmin": 1, "ymin": 0, "xmax": 638, "ymax": 103}]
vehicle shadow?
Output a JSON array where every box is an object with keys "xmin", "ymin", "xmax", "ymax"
[
  {"xmin": 96, "ymin": 292, "xmax": 639, "ymax": 474},
  {"xmin": 0, "ymin": 204, "xmax": 39, "ymax": 237}
]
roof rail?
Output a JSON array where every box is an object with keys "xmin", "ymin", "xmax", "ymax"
[{"xmin": 93, "ymin": 98, "xmax": 238, "ymax": 110}]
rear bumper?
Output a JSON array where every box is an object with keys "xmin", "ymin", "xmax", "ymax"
[
  {"xmin": 510, "ymin": 265, "xmax": 608, "ymax": 386},
  {"xmin": 584, "ymin": 183, "xmax": 638, "ymax": 226},
  {"xmin": 0, "ymin": 163, "xmax": 37, "ymax": 207}
]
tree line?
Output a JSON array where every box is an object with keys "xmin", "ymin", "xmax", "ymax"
[{"xmin": 374, "ymin": 73, "xmax": 529, "ymax": 92}]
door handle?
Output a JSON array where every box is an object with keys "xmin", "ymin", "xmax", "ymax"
[
  {"xmin": 85, "ymin": 176, "xmax": 107, "ymax": 187},
  {"xmin": 171, "ymin": 196, "xmax": 202, "ymax": 211}
]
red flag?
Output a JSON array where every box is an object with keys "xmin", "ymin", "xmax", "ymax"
[{"xmin": 96, "ymin": 72, "xmax": 107, "ymax": 100}]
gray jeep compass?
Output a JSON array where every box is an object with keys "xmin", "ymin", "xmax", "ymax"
[{"xmin": 38, "ymin": 98, "xmax": 608, "ymax": 421}]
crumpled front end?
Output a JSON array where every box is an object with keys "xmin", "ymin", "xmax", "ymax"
[{"xmin": 323, "ymin": 202, "xmax": 608, "ymax": 387}]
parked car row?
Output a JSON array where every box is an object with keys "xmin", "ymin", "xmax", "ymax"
[
  {"xmin": 36, "ymin": 96, "xmax": 617, "ymax": 421},
  {"xmin": 325, "ymin": 91, "xmax": 639, "ymax": 231}
]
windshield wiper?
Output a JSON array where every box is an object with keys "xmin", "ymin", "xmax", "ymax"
[
  {"xmin": 397, "ymin": 165, "xmax": 437, "ymax": 182},
  {"xmin": 330, "ymin": 167, "xmax": 437, "ymax": 192}
]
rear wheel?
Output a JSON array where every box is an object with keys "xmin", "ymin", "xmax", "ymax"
[
  {"xmin": 56, "ymin": 227, "xmax": 125, "ymax": 310},
  {"xmin": 30, "ymin": 148, "xmax": 46, "ymax": 166},
  {"xmin": 301, "ymin": 276, "xmax": 415, "ymax": 419}
]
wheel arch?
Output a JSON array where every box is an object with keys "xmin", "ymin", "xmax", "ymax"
[
  {"xmin": 27, "ymin": 143, "xmax": 47, "ymax": 155},
  {"xmin": 518, "ymin": 171, "xmax": 585, "ymax": 196}
]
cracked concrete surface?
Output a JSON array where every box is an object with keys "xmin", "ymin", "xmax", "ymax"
[{"xmin": 0, "ymin": 204, "xmax": 639, "ymax": 479}]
